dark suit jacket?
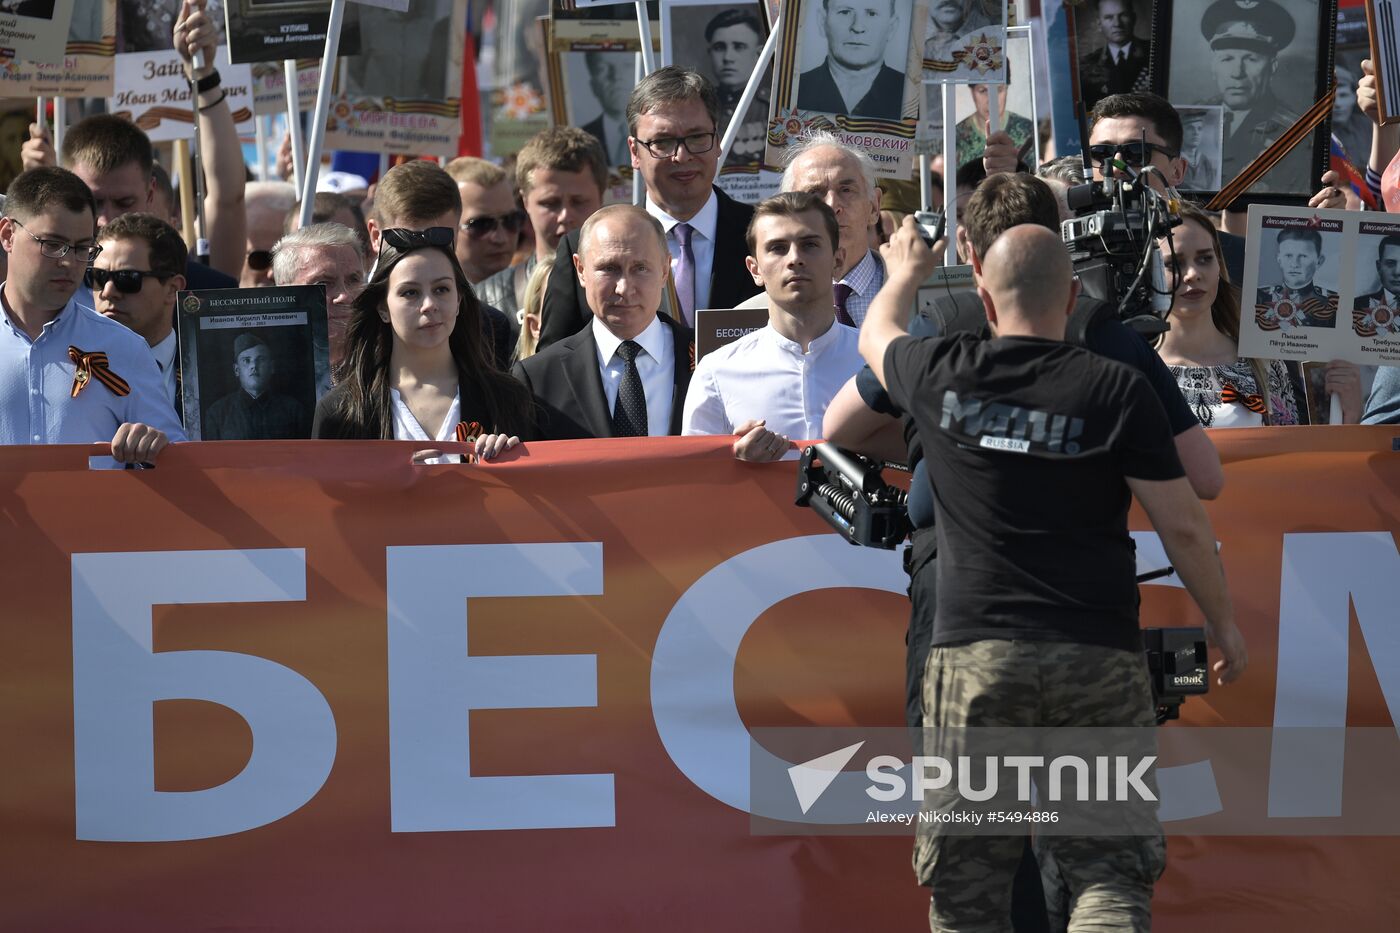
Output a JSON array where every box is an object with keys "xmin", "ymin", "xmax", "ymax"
[
  {"xmin": 582, "ymin": 114, "xmax": 623, "ymax": 164},
  {"xmin": 512, "ymin": 315, "xmax": 693, "ymax": 440},
  {"xmin": 796, "ymin": 61, "xmax": 905, "ymax": 121},
  {"xmin": 537, "ymin": 186, "xmax": 760, "ymax": 350},
  {"xmin": 1077, "ymin": 41, "xmax": 1149, "ymax": 111}
]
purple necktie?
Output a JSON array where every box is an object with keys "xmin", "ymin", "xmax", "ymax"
[
  {"xmin": 673, "ymin": 222, "xmax": 696, "ymax": 326},
  {"xmin": 833, "ymin": 282, "xmax": 855, "ymax": 327}
]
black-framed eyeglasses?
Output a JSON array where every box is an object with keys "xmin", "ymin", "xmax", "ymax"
[
  {"xmin": 380, "ymin": 226, "xmax": 455, "ymax": 251},
  {"xmin": 11, "ymin": 219, "xmax": 101, "ymax": 262},
  {"xmin": 460, "ymin": 210, "xmax": 526, "ymax": 239},
  {"xmin": 633, "ymin": 132, "xmax": 717, "ymax": 159},
  {"xmin": 1087, "ymin": 141, "xmax": 1178, "ymax": 168},
  {"xmin": 86, "ymin": 267, "xmax": 171, "ymax": 294},
  {"xmin": 246, "ymin": 249, "xmax": 274, "ymax": 271}
]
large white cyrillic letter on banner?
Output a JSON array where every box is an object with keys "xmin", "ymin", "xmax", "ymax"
[
  {"xmin": 72, "ymin": 549, "xmax": 336, "ymax": 842},
  {"xmin": 386, "ymin": 543, "xmax": 614, "ymax": 831}
]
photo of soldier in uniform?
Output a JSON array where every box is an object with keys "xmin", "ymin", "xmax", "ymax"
[
  {"xmin": 794, "ymin": 0, "xmax": 912, "ymax": 120},
  {"xmin": 1166, "ymin": 0, "xmax": 1320, "ymax": 195},
  {"xmin": 1352, "ymin": 228, "xmax": 1400, "ymax": 338},
  {"xmin": 666, "ymin": 4, "xmax": 771, "ymax": 170},
  {"xmin": 1177, "ymin": 105, "xmax": 1223, "ymax": 191},
  {"xmin": 922, "ymin": 0, "xmax": 1005, "ymax": 84},
  {"xmin": 560, "ymin": 50, "xmax": 636, "ymax": 167},
  {"xmin": 202, "ymin": 331, "xmax": 310, "ymax": 440},
  {"xmin": 953, "ymin": 38, "xmax": 1032, "ymax": 169},
  {"xmin": 1253, "ymin": 224, "xmax": 1340, "ymax": 332},
  {"xmin": 1075, "ymin": 0, "xmax": 1151, "ymax": 112}
]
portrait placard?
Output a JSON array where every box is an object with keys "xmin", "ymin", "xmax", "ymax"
[
  {"xmin": 922, "ymin": 0, "xmax": 1007, "ymax": 85},
  {"xmin": 0, "ymin": 0, "xmax": 114, "ymax": 98},
  {"xmin": 551, "ymin": 0, "xmax": 661, "ymax": 52},
  {"xmin": 1365, "ymin": 0, "xmax": 1400, "ymax": 125},
  {"xmin": 764, "ymin": 0, "xmax": 925, "ymax": 179},
  {"xmin": 1072, "ymin": 0, "xmax": 1151, "ymax": 112},
  {"xmin": 1333, "ymin": 4, "xmax": 1372, "ymax": 168},
  {"xmin": 177, "ymin": 285, "xmax": 329, "ymax": 441},
  {"xmin": 0, "ymin": 0, "xmax": 77, "ymax": 66},
  {"xmin": 950, "ymin": 28, "xmax": 1033, "ymax": 170},
  {"xmin": 224, "ymin": 0, "xmax": 359, "ymax": 64},
  {"xmin": 1237, "ymin": 204, "xmax": 1400, "ymax": 367},
  {"xmin": 1177, "ymin": 105, "xmax": 1224, "ymax": 192},
  {"xmin": 695, "ymin": 307, "xmax": 770, "ymax": 361},
  {"xmin": 1153, "ymin": 0, "xmax": 1335, "ymax": 201},
  {"xmin": 250, "ymin": 58, "xmax": 319, "ymax": 114},
  {"xmin": 320, "ymin": 0, "xmax": 465, "ymax": 157},
  {"xmin": 110, "ymin": 47, "xmax": 255, "ymax": 141}
]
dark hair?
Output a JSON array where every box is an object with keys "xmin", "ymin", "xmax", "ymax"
[
  {"xmin": 97, "ymin": 212, "xmax": 188, "ymax": 276},
  {"xmin": 516, "ymin": 126, "xmax": 609, "ymax": 198},
  {"xmin": 626, "ymin": 66, "xmax": 720, "ymax": 139},
  {"xmin": 954, "ymin": 158, "xmax": 988, "ymax": 193},
  {"xmin": 4, "ymin": 166, "xmax": 96, "ymax": 223},
  {"xmin": 1378, "ymin": 234, "xmax": 1400, "ymax": 261},
  {"xmin": 705, "ymin": 7, "xmax": 762, "ymax": 42},
  {"xmin": 746, "ymin": 191, "xmax": 841, "ymax": 255},
  {"xmin": 1277, "ymin": 227, "xmax": 1322, "ymax": 254},
  {"xmin": 372, "ymin": 160, "xmax": 461, "ymax": 227},
  {"xmin": 1089, "ymin": 92, "xmax": 1184, "ymax": 156},
  {"xmin": 61, "ymin": 114, "xmax": 154, "ymax": 180},
  {"xmin": 151, "ymin": 162, "xmax": 175, "ymax": 211},
  {"xmin": 961, "ymin": 173, "xmax": 1060, "ymax": 260},
  {"xmin": 325, "ymin": 242, "xmax": 532, "ymax": 439}
]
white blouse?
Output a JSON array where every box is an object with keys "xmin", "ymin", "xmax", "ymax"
[{"xmin": 391, "ymin": 388, "xmax": 461, "ymax": 463}]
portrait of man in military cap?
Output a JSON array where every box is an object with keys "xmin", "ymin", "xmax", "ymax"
[
  {"xmin": 202, "ymin": 331, "xmax": 310, "ymax": 440},
  {"xmin": 1168, "ymin": 0, "xmax": 1320, "ymax": 195}
]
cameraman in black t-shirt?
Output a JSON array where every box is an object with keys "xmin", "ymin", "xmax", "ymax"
[
  {"xmin": 825, "ymin": 172, "xmax": 1224, "ymax": 731},
  {"xmin": 859, "ymin": 220, "xmax": 1247, "ymax": 932}
]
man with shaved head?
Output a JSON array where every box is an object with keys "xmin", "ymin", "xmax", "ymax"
[{"xmin": 860, "ymin": 219, "xmax": 1246, "ymax": 931}]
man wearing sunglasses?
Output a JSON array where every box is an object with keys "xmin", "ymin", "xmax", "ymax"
[
  {"xmin": 90, "ymin": 213, "xmax": 188, "ymax": 413},
  {"xmin": 0, "ymin": 167, "xmax": 184, "ymax": 463},
  {"xmin": 444, "ymin": 157, "xmax": 525, "ymax": 286},
  {"xmin": 242, "ymin": 181, "xmax": 298, "ymax": 288},
  {"xmin": 538, "ymin": 67, "xmax": 763, "ymax": 350}
]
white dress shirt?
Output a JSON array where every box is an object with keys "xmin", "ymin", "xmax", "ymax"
[
  {"xmin": 0, "ymin": 287, "xmax": 187, "ymax": 448},
  {"xmin": 391, "ymin": 387, "xmax": 461, "ymax": 463},
  {"xmin": 682, "ymin": 318, "xmax": 862, "ymax": 440},
  {"xmin": 838, "ymin": 249, "xmax": 886, "ymax": 328},
  {"xmin": 647, "ymin": 189, "xmax": 718, "ymax": 312},
  {"xmin": 150, "ymin": 329, "xmax": 178, "ymax": 410},
  {"xmin": 593, "ymin": 314, "xmax": 675, "ymax": 437}
]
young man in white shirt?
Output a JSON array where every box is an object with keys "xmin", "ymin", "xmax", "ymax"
[{"xmin": 682, "ymin": 192, "xmax": 863, "ymax": 460}]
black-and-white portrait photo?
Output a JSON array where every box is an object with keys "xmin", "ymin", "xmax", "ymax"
[
  {"xmin": 1331, "ymin": 6, "xmax": 1371, "ymax": 170},
  {"xmin": 1252, "ymin": 218, "xmax": 1341, "ymax": 332},
  {"xmin": 1352, "ymin": 222, "xmax": 1400, "ymax": 338},
  {"xmin": 340, "ymin": 0, "xmax": 451, "ymax": 101},
  {"xmin": 119, "ymin": 0, "xmax": 225, "ymax": 53},
  {"xmin": 1074, "ymin": 0, "xmax": 1150, "ymax": 112},
  {"xmin": 1165, "ymin": 0, "xmax": 1322, "ymax": 195},
  {"xmin": 67, "ymin": 0, "xmax": 104, "ymax": 44},
  {"xmin": 794, "ymin": 0, "xmax": 914, "ymax": 120},
  {"xmin": 4, "ymin": 0, "xmax": 57, "ymax": 21},
  {"xmin": 1177, "ymin": 105, "xmax": 1223, "ymax": 191},
  {"xmin": 199, "ymin": 329, "xmax": 312, "ymax": 440},
  {"xmin": 225, "ymin": 0, "xmax": 356, "ymax": 64},
  {"xmin": 922, "ymin": 0, "xmax": 1006, "ymax": 84},
  {"xmin": 666, "ymin": 2, "xmax": 771, "ymax": 168},
  {"xmin": 560, "ymin": 49, "xmax": 636, "ymax": 167}
]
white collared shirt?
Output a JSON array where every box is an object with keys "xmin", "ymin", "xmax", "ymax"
[
  {"xmin": 647, "ymin": 189, "xmax": 718, "ymax": 312},
  {"xmin": 681, "ymin": 318, "xmax": 863, "ymax": 440},
  {"xmin": 0, "ymin": 286, "xmax": 187, "ymax": 447},
  {"xmin": 1106, "ymin": 42, "xmax": 1134, "ymax": 63},
  {"xmin": 593, "ymin": 314, "xmax": 675, "ymax": 437},
  {"xmin": 150, "ymin": 329, "xmax": 178, "ymax": 409},
  {"xmin": 837, "ymin": 249, "xmax": 886, "ymax": 328}
]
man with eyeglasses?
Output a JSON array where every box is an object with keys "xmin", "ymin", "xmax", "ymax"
[
  {"xmin": 90, "ymin": 212, "xmax": 189, "ymax": 413},
  {"xmin": 0, "ymin": 167, "xmax": 184, "ymax": 462},
  {"xmin": 445, "ymin": 157, "xmax": 526, "ymax": 286},
  {"xmin": 538, "ymin": 66, "xmax": 762, "ymax": 350},
  {"xmin": 366, "ymin": 159, "xmax": 516, "ymax": 369}
]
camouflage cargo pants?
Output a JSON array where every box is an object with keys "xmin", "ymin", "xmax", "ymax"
[{"xmin": 913, "ymin": 639, "xmax": 1165, "ymax": 933}]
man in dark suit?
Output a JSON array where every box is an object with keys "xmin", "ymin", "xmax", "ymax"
[
  {"xmin": 797, "ymin": 0, "xmax": 905, "ymax": 120},
  {"xmin": 1077, "ymin": 0, "xmax": 1150, "ymax": 112},
  {"xmin": 514, "ymin": 205, "xmax": 692, "ymax": 440},
  {"xmin": 538, "ymin": 66, "xmax": 761, "ymax": 350},
  {"xmin": 581, "ymin": 51, "xmax": 633, "ymax": 167},
  {"xmin": 1353, "ymin": 235, "xmax": 1400, "ymax": 338}
]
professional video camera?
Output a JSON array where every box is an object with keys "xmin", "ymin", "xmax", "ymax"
[
  {"xmin": 1061, "ymin": 122, "xmax": 1183, "ymax": 337},
  {"xmin": 796, "ymin": 442, "xmax": 1208, "ymax": 722}
]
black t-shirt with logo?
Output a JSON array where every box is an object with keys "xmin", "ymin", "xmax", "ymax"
[{"xmin": 883, "ymin": 332, "xmax": 1185, "ymax": 652}]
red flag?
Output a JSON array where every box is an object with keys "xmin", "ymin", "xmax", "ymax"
[{"xmin": 458, "ymin": 31, "xmax": 482, "ymax": 157}]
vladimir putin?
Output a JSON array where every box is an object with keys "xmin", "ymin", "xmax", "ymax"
[
  {"xmin": 797, "ymin": 0, "xmax": 906, "ymax": 119},
  {"xmin": 203, "ymin": 332, "xmax": 308, "ymax": 439}
]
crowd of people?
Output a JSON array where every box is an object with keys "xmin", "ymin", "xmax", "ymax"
[{"xmin": 2, "ymin": 4, "xmax": 1397, "ymax": 929}]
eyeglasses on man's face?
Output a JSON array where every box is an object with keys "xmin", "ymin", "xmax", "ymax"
[
  {"xmin": 632, "ymin": 132, "xmax": 718, "ymax": 159},
  {"xmin": 11, "ymin": 219, "xmax": 101, "ymax": 262}
]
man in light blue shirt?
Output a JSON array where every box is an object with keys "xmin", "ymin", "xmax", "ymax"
[{"xmin": 0, "ymin": 167, "xmax": 184, "ymax": 462}]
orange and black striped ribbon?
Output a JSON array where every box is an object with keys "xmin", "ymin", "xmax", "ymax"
[
  {"xmin": 454, "ymin": 420, "xmax": 483, "ymax": 464},
  {"xmin": 1220, "ymin": 382, "xmax": 1267, "ymax": 415},
  {"xmin": 68, "ymin": 346, "xmax": 130, "ymax": 399},
  {"xmin": 1206, "ymin": 88, "xmax": 1336, "ymax": 211}
]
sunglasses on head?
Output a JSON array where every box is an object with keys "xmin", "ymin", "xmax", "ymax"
[
  {"xmin": 85, "ymin": 267, "xmax": 171, "ymax": 294},
  {"xmin": 380, "ymin": 226, "xmax": 456, "ymax": 251},
  {"xmin": 1087, "ymin": 141, "xmax": 1178, "ymax": 168},
  {"xmin": 246, "ymin": 249, "xmax": 274, "ymax": 271},
  {"xmin": 459, "ymin": 211, "xmax": 526, "ymax": 239}
]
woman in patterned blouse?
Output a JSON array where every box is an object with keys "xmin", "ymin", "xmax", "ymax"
[{"xmin": 1154, "ymin": 205, "xmax": 1301, "ymax": 428}]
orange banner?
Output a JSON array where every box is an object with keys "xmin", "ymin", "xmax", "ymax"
[{"xmin": 1, "ymin": 429, "xmax": 1398, "ymax": 930}]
